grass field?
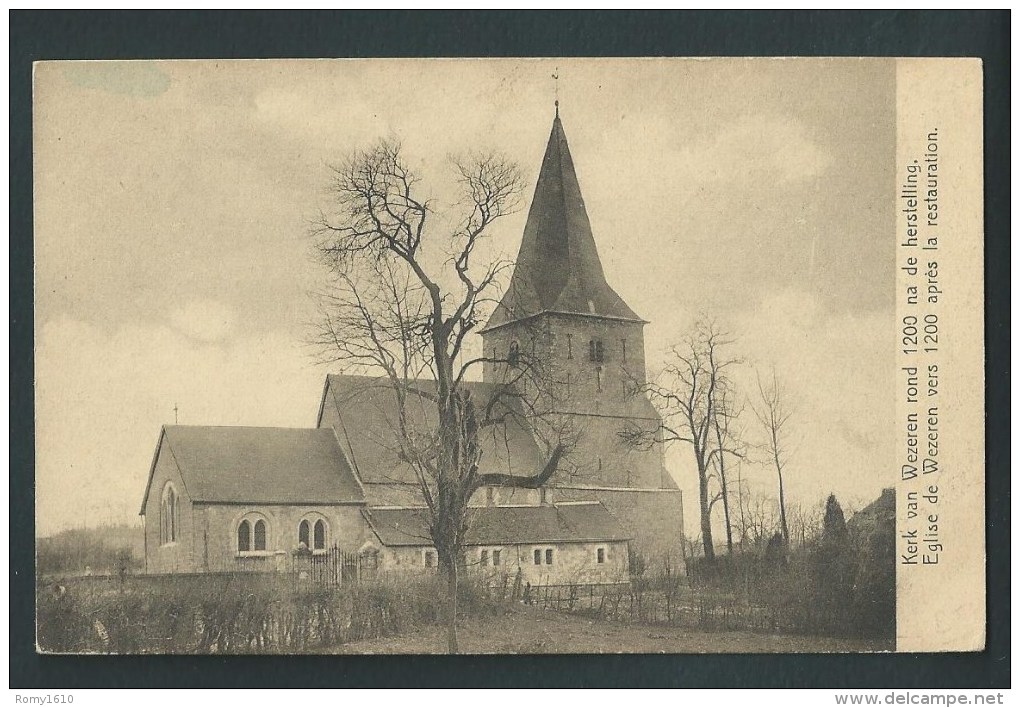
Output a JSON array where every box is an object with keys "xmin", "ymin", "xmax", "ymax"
[{"xmin": 335, "ymin": 603, "xmax": 893, "ymax": 654}]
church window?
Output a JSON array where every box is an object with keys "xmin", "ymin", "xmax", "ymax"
[
  {"xmin": 545, "ymin": 549, "xmax": 554, "ymax": 565},
  {"xmin": 589, "ymin": 339, "xmax": 604, "ymax": 362},
  {"xmin": 237, "ymin": 520, "xmax": 251, "ymax": 553},
  {"xmin": 253, "ymin": 519, "xmax": 267, "ymax": 551},
  {"xmin": 492, "ymin": 549, "xmax": 501, "ymax": 566},
  {"xmin": 297, "ymin": 517, "xmax": 327, "ymax": 552},
  {"xmin": 424, "ymin": 550, "xmax": 436, "ymax": 568},
  {"xmin": 621, "ymin": 338, "xmax": 627, "ymax": 362},
  {"xmin": 160, "ymin": 483, "xmax": 179, "ymax": 545},
  {"xmin": 533, "ymin": 549, "xmax": 542, "ymax": 565},
  {"xmin": 313, "ymin": 520, "xmax": 326, "ymax": 550},
  {"xmin": 597, "ymin": 547, "xmax": 606, "ymax": 564},
  {"xmin": 508, "ymin": 341, "xmax": 520, "ymax": 367},
  {"xmin": 480, "ymin": 549, "xmax": 489, "ymax": 566},
  {"xmin": 566, "ymin": 334, "xmax": 573, "ymax": 359},
  {"xmin": 237, "ymin": 513, "xmax": 269, "ymax": 554}
]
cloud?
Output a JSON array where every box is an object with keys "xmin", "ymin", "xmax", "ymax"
[
  {"xmin": 169, "ymin": 299, "xmax": 236, "ymax": 342},
  {"xmin": 35, "ymin": 315, "xmax": 330, "ymax": 536},
  {"xmin": 673, "ymin": 115, "xmax": 830, "ymax": 185}
]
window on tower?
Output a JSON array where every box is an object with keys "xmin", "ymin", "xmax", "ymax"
[{"xmin": 508, "ymin": 341, "xmax": 520, "ymax": 367}]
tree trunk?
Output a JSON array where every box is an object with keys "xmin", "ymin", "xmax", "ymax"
[
  {"xmin": 713, "ymin": 422, "xmax": 734, "ymax": 555},
  {"xmin": 736, "ymin": 465, "xmax": 747, "ymax": 549},
  {"xmin": 698, "ymin": 466, "xmax": 716, "ymax": 561},
  {"xmin": 776, "ymin": 464, "xmax": 790, "ymax": 543},
  {"xmin": 719, "ymin": 462, "xmax": 733, "ymax": 555},
  {"xmin": 444, "ymin": 560, "xmax": 460, "ymax": 654}
]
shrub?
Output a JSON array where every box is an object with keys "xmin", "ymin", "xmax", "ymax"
[{"xmin": 36, "ymin": 572, "xmax": 501, "ymax": 654}]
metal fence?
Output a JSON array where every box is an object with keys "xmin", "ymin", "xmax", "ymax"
[{"xmin": 232, "ymin": 545, "xmax": 376, "ymax": 586}]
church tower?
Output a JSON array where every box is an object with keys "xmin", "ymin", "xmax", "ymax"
[{"xmin": 481, "ymin": 107, "xmax": 674, "ymax": 495}]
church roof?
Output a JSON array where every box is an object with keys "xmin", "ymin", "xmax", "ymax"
[
  {"xmin": 362, "ymin": 502, "xmax": 631, "ymax": 547},
  {"xmin": 140, "ymin": 426, "xmax": 365, "ymax": 511},
  {"xmin": 318, "ymin": 374, "xmax": 546, "ymax": 486},
  {"xmin": 483, "ymin": 111, "xmax": 643, "ymax": 331}
]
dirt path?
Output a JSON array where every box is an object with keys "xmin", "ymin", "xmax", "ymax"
[{"xmin": 333, "ymin": 605, "xmax": 892, "ymax": 654}]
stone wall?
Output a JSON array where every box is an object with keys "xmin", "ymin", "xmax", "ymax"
[
  {"xmin": 481, "ymin": 312, "xmax": 668, "ymax": 490},
  {"xmin": 482, "ymin": 312, "xmax": 648, "ymax": 414},
  {"xmin": 556, "ymin": 487, "xmax": 684, "ymax": 565},
  {"xmin": 142, "ymin": 436, "xmax": 197, "ymax": 574},
  {"xmin": 191, "ymin": 504, "xmax": 371, "ymax": 572},
  {"xmin": 375, "ymin": 539, "xmax": 629, "ymax": 586}
]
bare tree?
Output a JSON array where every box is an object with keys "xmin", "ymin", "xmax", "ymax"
[
  {"xmin": 622, "ymin": 318, "xmax": 740, "ymax": 561},
  {"xmin": 753, "ymin": 368, "xmax": 793, "ymax": 543},
  {"xmin": 745, "ymin": 494, "xmax": 781, "ymax": 550},
  {"xmin": 786, "ymin": 499, "xmax": 823, "ymax": 549},
  {"xmin": 312, "ymin": 140, "xmax": 566, "ymax": 653},
  {"xmin": 709, "ymin": 388, "xmax": 744, "ymax": 555}
]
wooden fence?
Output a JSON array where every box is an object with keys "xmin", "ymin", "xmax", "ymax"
[{"xmin": 521, "ymin": 578, "xmax": 858, "ymax": 636}]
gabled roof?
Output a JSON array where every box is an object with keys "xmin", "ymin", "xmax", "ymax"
[
  {"xmin": 848, "ymin": 488, "xmax": 895, "ymax": 534},
  {"xmin": 140, "ymin": 426, "xmax": 365, "ymax": 512},
  {"xmin": 319, "ymin": 374, "xmax": 546, "ymax": 486},
  {"xmin": 483, "ymin": 111, "xmax": 643, "ymax": 331},
  {"xmin": 362, "ymin": 502, "xmax": 631, "ymax": 547}
]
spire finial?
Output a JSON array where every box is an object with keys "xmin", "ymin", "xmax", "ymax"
[{"xmin": 552, "ymin": 68, "xmax": 560, "ymax": 117}]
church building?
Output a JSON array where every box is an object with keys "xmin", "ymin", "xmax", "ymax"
[{"xmin": 140, "ymin": 108, "xmax": 683, "ymax": 583}]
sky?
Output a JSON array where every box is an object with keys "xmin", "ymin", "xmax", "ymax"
[{"xmin": 34, "ymin": 58, "xmax": 896, "ymax": 537}]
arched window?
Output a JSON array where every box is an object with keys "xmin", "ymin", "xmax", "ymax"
[
  {"xmin": 160, "ymin": 483, "xmax": 179, "ymax": 545},
  {"xmin": 237, "ymin": 514, "xmax": 269, "ymax": 554},
  {"xmin": 253, "ymin": 519, "xmax": 267, "ymax": 551},
  {"xmin": 589, "ymin": 339, "xmax": 604, "ymax": 362},
  {"xmin": 508, "ymin": 341, "xmax": 520, "ymax": 367},
  {"xmin": 238, "ymin": 520, "xmax": 251, "ymax": 552},
  {"xmin": 298, "ymin": 516, "xmax": 328, "ymax": 552},
  {"xmin": 313, "ymin": 520, "xmax": 326, "ymax": 551}
]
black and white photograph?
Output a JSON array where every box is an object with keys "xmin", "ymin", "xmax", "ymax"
[{"xmin": 32, "ymin": 57, "xmax": 984, "ymax": 656}]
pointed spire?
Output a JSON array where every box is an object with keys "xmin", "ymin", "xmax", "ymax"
[{"xmin": 483, "ymin": 112, "xmax": 642, "ymax": 331}]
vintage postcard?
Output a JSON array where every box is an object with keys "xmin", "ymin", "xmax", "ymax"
[{"xmin": 33, "ymin": 57, "xmax": 983, "ymax": 654}]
